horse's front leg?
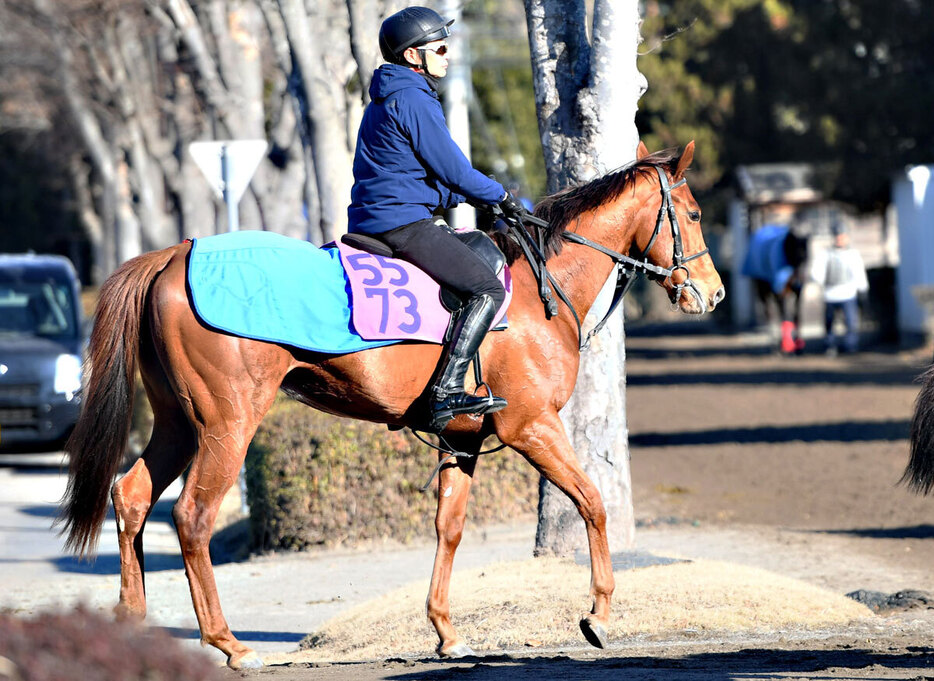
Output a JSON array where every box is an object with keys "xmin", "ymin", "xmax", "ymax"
[
  {"xmin": 497, "ymin": 410, "xmax": 614, "ymax": 649},
  {"xmin": 426, "ymin": 438, "xmax": 479, "ymax": 658}
]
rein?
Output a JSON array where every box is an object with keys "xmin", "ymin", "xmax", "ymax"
[{"xmin": 509, "ymin": 165, "xmax": 709, "ymax": 350}]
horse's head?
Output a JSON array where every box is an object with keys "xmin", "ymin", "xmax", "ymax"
[{"xmin": 631, "ymin": 141, "xmax": 725, "ymax": 315}]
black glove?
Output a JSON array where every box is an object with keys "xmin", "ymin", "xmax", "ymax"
[{"xmin": 498, "ymin": 191, "xmax": 526, "ymax": 220}]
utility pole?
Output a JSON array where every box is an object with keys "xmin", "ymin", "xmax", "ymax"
[{"xmin": 442, "ymin": 0, "xmax": 475, "ymax": 230}]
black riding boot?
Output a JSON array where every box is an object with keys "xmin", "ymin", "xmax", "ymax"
[{"xmin": 428, "ymin": 294, "xmax": 507, "ymax": 432}]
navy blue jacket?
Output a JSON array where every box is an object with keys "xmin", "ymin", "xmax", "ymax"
[{"xmin": 348, "ymin": 64, "xmax": 505, "ymax": 234}]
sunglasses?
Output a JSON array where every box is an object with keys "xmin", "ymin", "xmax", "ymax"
[{"xmin": 422, "ymin": 44, "xmax": 448, "ymax": 56}]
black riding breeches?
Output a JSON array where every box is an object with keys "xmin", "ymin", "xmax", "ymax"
[{"xmin": 376, "ymin": 219, "xmax": 506, "ymax": 310}]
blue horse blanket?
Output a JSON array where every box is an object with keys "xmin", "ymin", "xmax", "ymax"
[
  {"xmin": 187, "ymin": 231, "xmax": 394, "ymax": 354},
  {"xmin": 742, "ymin": 224, "xmax": 794, "ymax": 294}
]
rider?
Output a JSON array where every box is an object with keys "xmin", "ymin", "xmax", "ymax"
[{"xmin": 348, "ymin": 6, "xmax": 526, "ymax": 432}]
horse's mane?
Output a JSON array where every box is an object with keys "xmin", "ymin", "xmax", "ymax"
[{"xmin": 486, "ymin": 149, "xmax": 681, "ymax": 264}]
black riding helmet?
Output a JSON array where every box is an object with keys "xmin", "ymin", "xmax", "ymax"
[{"xmin": 379, "ymin": 6, "xmax": 453, "ymax": 65}]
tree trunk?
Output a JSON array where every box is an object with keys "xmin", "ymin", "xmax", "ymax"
[
  {"xmin": 258, "ymin": 0, "xmax": 317, "ymax": 240},
  {"xmin": 68, "ymin": 155, "xmax": 107, "ymax": 286},
  {"xmin": 109, "ymin": 16, "xmax": 176, "ymax": 250},
  {"xmin": 526, "ymin": 0, "xmax": 644, "ymax": 557},
  {"xmin": 53, "ymin": 32, "xmax": 119, "ymax": 278},
  {"xmin": 277, "ymin": 0, "xmax": 355, "ymax": 242},
  {"xmin": 163, "ymin": 0, "xmax": 243, "ymax": 137}
]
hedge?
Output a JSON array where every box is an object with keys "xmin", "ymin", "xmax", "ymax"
[{"xmin": 245, "ymin": 398, "xmax": 537, "ymax": 551}]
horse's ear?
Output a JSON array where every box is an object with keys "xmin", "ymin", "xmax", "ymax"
[
  {"xmin": 636, "ymin": 140, "xmax": 649, "ymax": 160},
  {"xmin": 673, "ymin": 140, "xmax": 695, "ymax": 180}
]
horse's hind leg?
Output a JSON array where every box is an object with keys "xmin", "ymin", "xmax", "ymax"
[
  {"xmin": 170, "ymin": 362, "xmax": 283, "ymax": 670},
  {"xmin": 171, "ymin": 414, "xmax": 269, "ymax": 669},
  {"xmin": 112, "ymin": 328, "xmax": 196, "ymax": 621},
  {"xmin": 426, "ymin": 436, "xmax": 480, "ymax": 658},
  {"xmin": 111, "ymin": 402, "xmax": 194, "ymax": 621}
]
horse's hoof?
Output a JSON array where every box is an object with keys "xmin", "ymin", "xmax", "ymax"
[
  {"xmin": 579, "ymin": 616, "xmax": 608, "ymax": 649},
  {"xmin": 228, "ymin": 651, "xmax": 264, "ymax": 670},
  {"xmin": 113, "ymin": 603, "xmax": 144, "ymax": 622},
  {"xmin": 439, "ymin": 642, "xmax": 475, "ymax": 658}
]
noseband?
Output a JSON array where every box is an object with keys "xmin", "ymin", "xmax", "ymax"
[
  {"xmin": 626, "ymin": 167, "xmax": 710, "ymax": 302},
  {"xmin": 508, "ymin": 165, "xmax": 709, "ymax": 350}
]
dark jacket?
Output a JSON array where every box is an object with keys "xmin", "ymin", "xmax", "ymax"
[{"xmin": 348, "ymin": 64, "xmax": 505, "ymax": 234}]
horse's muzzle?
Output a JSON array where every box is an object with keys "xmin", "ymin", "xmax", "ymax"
[
  {"xmin": 677, "ymin": 281, "xmax": 724, "ymax": 315},
  {"xmin": 711, "ymin": 285, "xmax": 726, "ymax": 309}
]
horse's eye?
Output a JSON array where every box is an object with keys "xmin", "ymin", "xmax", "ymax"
[{"xmin": 688, "ymin": 210, "xmax": 701, "ymax": 222}]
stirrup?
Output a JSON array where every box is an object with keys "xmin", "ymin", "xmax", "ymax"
[{"xmin": 428, "ymin": 391, "xmax": 508, "ymax": 432}]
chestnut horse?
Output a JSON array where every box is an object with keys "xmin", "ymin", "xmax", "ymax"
[{"xmin": 59, "ymin": 142, "xmax": 724, "ymax": 669}]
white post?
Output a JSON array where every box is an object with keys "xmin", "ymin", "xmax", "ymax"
[
  {"xmin": 894, "ymin": 165, "xmax": 934, "ymax": 337},
  {"xmin": 729, "ymin": 198, "xmax": 753, "ymax": 327},
  {"xmin": 221, "ymin": 145, "xmax": 239, "ymax": 232},
  {"xmin": 443, "ymin": 0, "xmax": 475, "ymax": 230}
]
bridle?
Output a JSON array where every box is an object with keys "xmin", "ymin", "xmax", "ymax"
[{"xmin": 507, "ymin": 165, "xmax": 709, "ymax": 351}]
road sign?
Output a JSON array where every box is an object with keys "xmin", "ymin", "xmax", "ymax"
[
  {"xmin": 189, "ymin": 139, "xmax": 267, "ymax": 204},
  {"xmin": 189, "ymin": 139, "xmax": 267, "ymax": 232}
]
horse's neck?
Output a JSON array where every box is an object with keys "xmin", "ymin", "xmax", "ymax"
[{"xmin": 546, "ymin": 192, "xmax": 647, "ymax": 325}]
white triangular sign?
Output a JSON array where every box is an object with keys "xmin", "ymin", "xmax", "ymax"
[{"xmin": 189, "ymin": 139, "xmax": 268, "ymax": 204}]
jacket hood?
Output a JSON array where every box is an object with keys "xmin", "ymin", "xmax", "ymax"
[{"xmin": 368, "ymin": 63, "xmax": 433, "ymax": 101}]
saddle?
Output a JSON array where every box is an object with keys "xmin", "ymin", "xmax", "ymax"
[{"xmin": 341, "ymin": 227, "xmax": 506, "ymax": 312}]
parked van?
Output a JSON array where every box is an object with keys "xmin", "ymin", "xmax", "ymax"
[{"xmin": 0, "ymin": 254, "xmax": 84, "ymax": 452}]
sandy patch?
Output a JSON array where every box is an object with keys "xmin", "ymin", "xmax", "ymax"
[{"xmin": 270, "ymin": 556, "xmax": 873, "ymax": 663}]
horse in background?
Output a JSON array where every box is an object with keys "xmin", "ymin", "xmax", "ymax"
[
  {"xmin": 905, "ymin": 366, "xmax": 934, "ymax": 497},
  {"xmin": 742, "ymin": 223, "xmax": 809, "ymax": 354}
]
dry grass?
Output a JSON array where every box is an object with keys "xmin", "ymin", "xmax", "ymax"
[{"xmin": 276, "ymin": 557, "xmax": 873, "ymax": 663}]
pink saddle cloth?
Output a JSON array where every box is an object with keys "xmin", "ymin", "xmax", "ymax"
[{"xmin": 336, "ymin": 240, "xmax": 511, "ymax": 344}]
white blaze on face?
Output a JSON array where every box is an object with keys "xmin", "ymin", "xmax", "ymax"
[{"xmin": 443, "ymin": 486, "xmax": 453, "ymax": 498}]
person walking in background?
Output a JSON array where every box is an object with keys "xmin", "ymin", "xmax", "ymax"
[{"xmin": 810, "ymin": 225, "xmax": 869, "ymax": 355}]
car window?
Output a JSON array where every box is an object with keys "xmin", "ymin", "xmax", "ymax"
[{"xmin": 0, "ymin": 280, "xmax": 78, "ymax": 339}]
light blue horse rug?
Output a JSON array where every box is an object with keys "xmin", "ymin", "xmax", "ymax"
[{"xmin": 741, "ymin": 224, "xmax": 794, "ymax": 294}]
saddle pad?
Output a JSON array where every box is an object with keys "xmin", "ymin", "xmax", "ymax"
[
  {"xmin": 336, "ymin": 240, "xmax": 511, "ymax": 344},
  {"xmin": 187, "ymin": 231, "xmax": 511, "ymax": 354},
  {"xmin": 188, "ymin": 231, "xmax": 395, "ymax": 354}
]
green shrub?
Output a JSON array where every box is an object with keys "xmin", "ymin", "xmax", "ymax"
[
  {"xmin": 245, "ymin": 399, "xmax": 537, "ymax": 551},
  {"xmin": 0, "ymin": 606, "xmax": 222, "ymax": 681}
]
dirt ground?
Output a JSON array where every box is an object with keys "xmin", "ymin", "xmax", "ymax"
[{"xmin": 236, "ymin": 322, "xmax": 934, "ymax": 680}]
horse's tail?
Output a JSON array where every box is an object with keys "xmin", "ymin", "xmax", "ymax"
[
  {"xmin": 58, "ymin": 245, "xmax": 182, "ymax": 557},
  {"xmin": 903, "ymin": 365, "xmax": 934, "ymax": 495}
]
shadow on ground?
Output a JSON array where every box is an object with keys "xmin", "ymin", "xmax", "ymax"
[
  {"xmin": 817, "ymin": 524, "xmax": 934, "ymax": 540},
  {"xmin": 626, "ymin": 366, "xmax": 922, "ymax": 387},
  {"xmin": 370, "ymin": 646, "xmax": 934, "ymax": 681},
  {"xmin": 164, "ymin": 626, "xmax": 307, "ymax": 644},
  {"xmin": 630, "ymin": 418, "xmax": 910, "ymax": 447}
]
